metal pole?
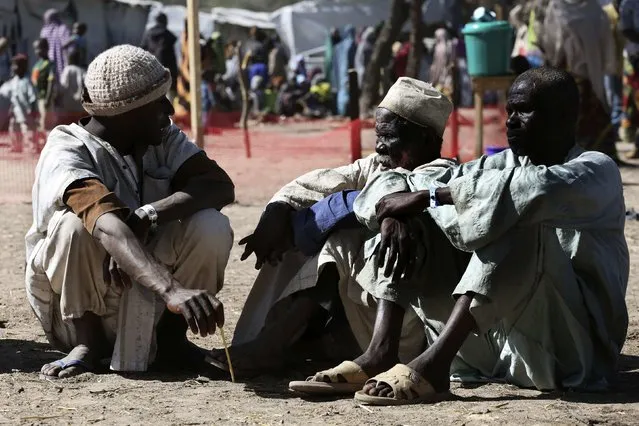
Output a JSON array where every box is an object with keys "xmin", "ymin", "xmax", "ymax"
[{"xmin": 187, "ymin": 0, "xmax": 203, "ymax": 148}]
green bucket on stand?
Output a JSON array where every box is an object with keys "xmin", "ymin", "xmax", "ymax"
[{"xmin": 462, "ymin": 21, "xmax": 513, "ymax": 76}]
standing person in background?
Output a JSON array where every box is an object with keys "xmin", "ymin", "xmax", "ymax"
[
  {"xmin": 355, "ymin": 27, "xmax": 376, "ymax": 89},
  {"xmin": 219, "ymin": 41, "xmax": 240, "ymax": 109},
  {"xmin": 1, "ymin": 54, "xmax": 37, "ymax": 152},
  {"xmin": 209, "ymin": 32, "xmax": 227, "ymax": 78},
  {"xmin": 393, "ymin": 35, "xmax": 411, "ymax": 81},
  {"xmin": 603, "ymin": 1, "xmax": 624, "ymax": 149},
  {"xmin": 324, "ymin": 28, "xmax": 341, "ymax": 111},
  {"xmin": 430, "ymin": 28, "xmax": 456, "ymax": 99},
  {"xmin": 620, "ymin": 0, "xmax": 639, "ymax": 157},
  {"xmin": 243, "ymin": 27, "xmax": 267, "ymax": 66},
  {"xmin": 40, "ymin": 9, "xmax": 70, "ymax": 83},
  {"xmin": 334, "ymin": 26, "xmax": 357, "ymax": 117},
  {"xmin": 141, "ymin": 12, "xmax": 178, "ymax": 96},
  {"xmin": 541, "ymin": 0, "xmax": 618, "ymax": 159},
  {"xmin": 0, "ymin": 38, "xmax": 11, "ymax": 84},
  {"xmin": 58, "ymin": 49, "xmax": 86, "ymax": 125},
  {"xmin": 64, "ymin": 22, "xmax": 88, "ymax": 68},
  {"xmin": 32, "ymin": 38, "xmax": 56, "ymax": 135},
  {"xmin": 268, "ymin": 34, "xmax": 289, "ymax": 90}
]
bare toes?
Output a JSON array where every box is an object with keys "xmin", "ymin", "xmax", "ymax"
[
  {"xmin": 41, "ymin": 364, "xmax": 60, "ymax": 377},
  {"xmin": 369, "ymin": 385, "xmax": 381, "ymax": 396},
  {"xmin": 379, "ymin": 387, "xmax": 394, "ymax": 398}
]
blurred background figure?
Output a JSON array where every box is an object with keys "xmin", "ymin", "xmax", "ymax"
[
  {"xmin": 430, "ymin": 28, "xmax": 455, "ymax": 98},
  {"xmin": 334, "ymin": 26, "xmax": 356, "ymax": 116},
  {"xmin": 58, "ymin": 48, "xmax": 86, "ymax": 125},
  {"xmin": 268, "ymin": 33, "xmax": 289, "ymax": 90},
  {"xmin": 355, "ymin": 26, "xmax": 376, "ymax": 89},
  {"xmin": 540, "ymin": 0, "xmax": 618, "ymax": 158},
  {"xmin": 141, "ymin": 12, "xmax": 178, "ymax": 97},
  {"xmin": 31, "ymin": 38, "xmax": 56, "ymax": 136},
  {"xmin": 39, "ymin": 9, "xmax": 70, "ymax": 83},
  {"xmin": 1, "ymin": 54, "xmax": 38, "ymax": 153},
  {"xmin": 64, "ymin": 22, "xmax": 88, "ymax": 69}
]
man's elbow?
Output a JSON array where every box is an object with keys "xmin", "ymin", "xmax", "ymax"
[
  {"xmin": 219, "ymin": 182, "xmax": 235, "ymax": 207},
  {"xmin": 206, "ymin": 181, "xmax": 235, "ymax": 209}
]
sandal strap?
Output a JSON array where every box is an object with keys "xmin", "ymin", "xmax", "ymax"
[
  {"xmin": 308, "ymin": 360, "xmax": 368, "ymax": 383},
  {"xmin": 364, "ymin": 364, "xmax": 434, "ymax": 400}
]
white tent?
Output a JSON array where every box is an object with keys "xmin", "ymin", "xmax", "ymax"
[
  {"xmin": 271, "ymin": 0, "xmax": 458, "ymax": 59},
  {"xmin": 210, "ymin": 7, "xmax": 275, "ymax": 30}
]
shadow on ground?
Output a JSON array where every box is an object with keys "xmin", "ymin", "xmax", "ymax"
[
  {"xmin": 0, "ymin": 339, "xmax": 61, "ymax": 374},
  {"xmin": 3, "ymin": 337, "xmax": 639, "ymax": 406}
]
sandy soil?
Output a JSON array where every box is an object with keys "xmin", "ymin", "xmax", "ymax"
[{"xmin": 1, "ymin": 128, "xmax": 638, "ymax": 425}]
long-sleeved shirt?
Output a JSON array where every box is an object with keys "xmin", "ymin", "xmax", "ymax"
[{"xmin": 0, "ymin": 75, "xmax": 37, "ymax": 124}]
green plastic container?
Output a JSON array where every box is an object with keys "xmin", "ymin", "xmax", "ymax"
[{"xmin": 462, "ymin": 21, "xmax": 513, "ymax": 76}]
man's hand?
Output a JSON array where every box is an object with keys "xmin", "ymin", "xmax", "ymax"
[
  {"xmin": 165, "ymin": 288, "xmax": 224, "ymax": 337},
  {"xmin": 375, "ymin": 191, "xmax": 430, "ymax": 222},
  {"xmin": 239, "ymin": 202, "xmax": 294, "ymax": 269},
  {"xmin": 377, "ymin": 217, "xmax": 418, "ymax": 282}
]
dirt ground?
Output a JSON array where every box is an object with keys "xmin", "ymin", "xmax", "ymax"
[{"xmin": 1, "ymin": 126, "xmax": 639, "ymax": 425}]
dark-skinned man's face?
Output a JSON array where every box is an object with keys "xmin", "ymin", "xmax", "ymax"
[
  {"xmin": 127, "ymin": 95, "xmax": 174, "ymax": 148},
  {"xmin": 375, "ymin": 107, "xmax": 435, "ymax": 170},
  {"xmin": 505, "ymin": 80, "xmax": 548, "ymax": 162}
]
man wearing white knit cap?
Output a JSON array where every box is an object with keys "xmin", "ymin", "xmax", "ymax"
[
  {"xmin": 26, "ymin": 44, "xmax": 235, "ymax": 378},
  {"xmin": 207, "ymin": 77, "xmax": 463, "ymax": 382}
]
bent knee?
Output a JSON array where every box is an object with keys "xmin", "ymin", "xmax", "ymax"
[
  {"xmin": 54, "ymin": 212, "xmax": 94, "ymax": 246},
  {"xmin": 184, "ymin": 209, "xmax": 234, "ymax": 254}
]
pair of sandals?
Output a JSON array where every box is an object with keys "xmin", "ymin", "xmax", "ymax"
[{"xmin": 288, "ymin": 361, "xmax": 449, "ymax": 406}]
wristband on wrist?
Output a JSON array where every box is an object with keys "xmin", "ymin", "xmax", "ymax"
[
  {"xmin": 138, "ymin": 204, "xmax": 159, "ymax": 230},
  {"xmin": 429, "ymin": 185, "xmax": 440, "ymax": 209}
]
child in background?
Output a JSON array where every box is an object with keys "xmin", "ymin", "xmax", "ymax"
[
  {"xmin": 64, "ymin": 22, "xmax": 88, "ymax": 68},
  {"xmin": 0, "ymin": 54, "xmax": 38, "ymax": 152},
  {"xmin": 31, "ymin": 38, "xmax": 56, "ymax": 133},
  {"xmin": 58, "ymin": 48, "xmax": 86, "ymax": 124}
]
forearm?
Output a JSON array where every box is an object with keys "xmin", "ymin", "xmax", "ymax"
[
  {"xmin": 271, "ymin": 159, "xmax": 368, "ymax": 210},
  {"xmin": 434, "ymin": 187, "xmax": 453, "ymax": 205},
  {"xmin": 151, "ymin": 178, "xmax": 235, "ymax": 225},
  {"xmin": 93, "ymin": 213, "xmax": 177, "ymax": 298}
]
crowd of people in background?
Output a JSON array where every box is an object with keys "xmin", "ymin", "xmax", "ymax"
[{"xmin": 2, "ymin": 1, "xmax": 639, "ymax": 161}]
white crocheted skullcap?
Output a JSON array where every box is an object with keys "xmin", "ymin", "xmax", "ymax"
[
  {"xmin": 378, "ymin": 77, "xmax": 453, "ymax": 137},
  {"xmin": 83, "ymin": 44, "xmax": 171, "ymax": 116}
]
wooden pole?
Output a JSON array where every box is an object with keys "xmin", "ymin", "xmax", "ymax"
[
  {"xmin": 187, "ymin": 0, "xmax": 203, "ymax": 148},
  {"xmin": 237, "ymin": 43, "xmax": 250, "ymax": 131},
  {"xmin": 348, "ymin": 69, "xmax": 361, "ymax": 162}
]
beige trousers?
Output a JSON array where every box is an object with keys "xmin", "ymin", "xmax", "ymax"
[{"xmin": 25, "ymin": 209, "xmax": 233, "ymax": 352}]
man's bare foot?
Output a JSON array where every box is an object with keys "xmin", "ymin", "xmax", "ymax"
[
  {"xmin": 40, "ymin": 344, "xmax": 96, "ymax": 379},
  {"xmin": 361, "ymin": 351, "xmax": 451, "ymax": 398}
]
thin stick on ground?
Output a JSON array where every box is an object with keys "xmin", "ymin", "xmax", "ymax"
[{"xmin": 219, "ymin": 327, "xmax": 235, "ymax": 383}]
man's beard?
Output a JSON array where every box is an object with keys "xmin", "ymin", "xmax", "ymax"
[{"xmin": 377, "ymin": 154, "xmax": 392, "ymax": 168}]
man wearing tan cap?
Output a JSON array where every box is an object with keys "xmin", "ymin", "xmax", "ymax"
[
  {"xmin": 207, "ymin": 77, "xmax": 464, "ymax": 381},
  {"xmin": 26, "ymin": 45, "xmax": 235, "ymax": 378}
]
